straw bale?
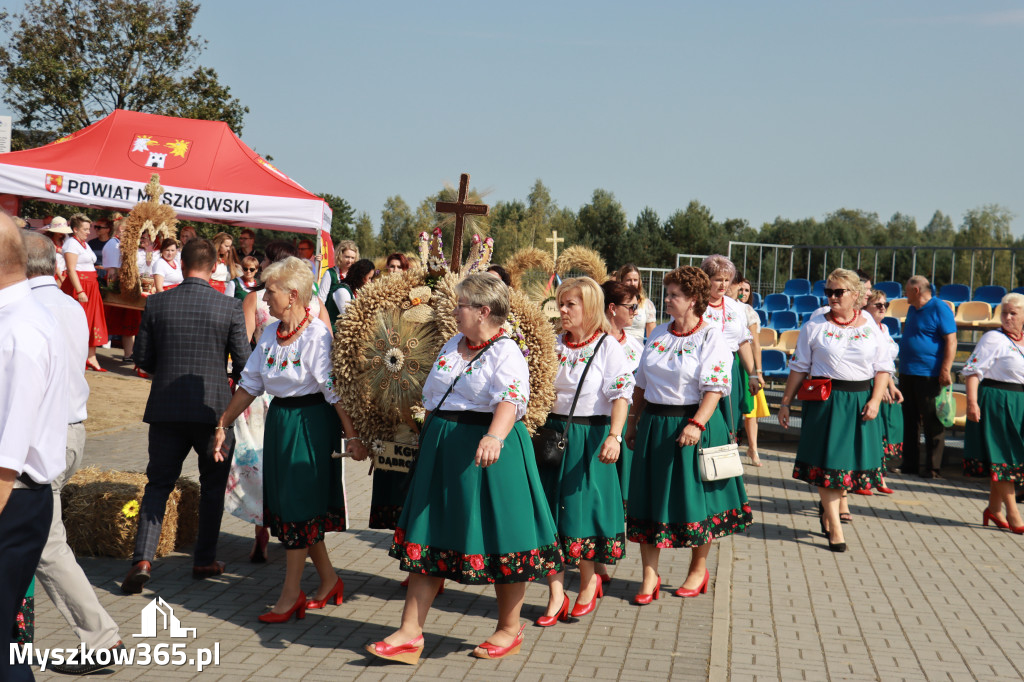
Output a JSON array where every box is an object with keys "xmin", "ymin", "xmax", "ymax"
[
  {"xmin": 173, "ymin": 478, "xmax": 200, "ymax": 550},
  {"xmin": 60, "ymin": 467, "xmax": 193, "ymax": 559}
]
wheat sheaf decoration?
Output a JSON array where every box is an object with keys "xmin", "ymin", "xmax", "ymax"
[
  {"xmin": 505, "ymin": 247, "xmax": 555, "ymax": 291},
  {"xmin": 118, "ymin": 174, "xmax": 178, "ymax": 295},
  {"xmin": 556, "ymin": 245, "xmax": 608, "ymax": 283},
  {"xmin": 364, "ymin": 308, "xmax": 440, "ymax": 413}
]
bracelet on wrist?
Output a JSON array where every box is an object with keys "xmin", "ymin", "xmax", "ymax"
[
  {"xmin": 215, "ymin": 425, "xmax": 233, "ymax": 430},
  {"xmin": 687, "ymin": 418, "xmax": 706, "ymax": 432},
  {"xmin": 483, "ymin": 433, "xmax": 504, "ymax": 448}
]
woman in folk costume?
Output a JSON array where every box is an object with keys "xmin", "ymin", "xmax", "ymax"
[
  {"xmin": 700, "ymin": 256, "xmax": 762, "ymax": 430},
  {"xmin": 214, "ymin": 257, "xmax": 368, "ymax": 622},
  {"xmin": 778, "ymin": 269, "xmax": 893, "ymax": 552},
  {"xmin": 534, "ymin": 277, "xmax": 633, "ymax": 627},
  {"xmin": 369, "ymin": 274, "xmax": 561, "ymax": 664},
  {"xmin": 730, "ymin": 276, "xmax": 769, "ymax": 466},
  {"xmin": 962, "ymin": 293, "xmax": 1024, "ymax": 532},
  {"xmin": 626, "ymin": 266, "xmax": 753, "ymax": 604},
  {"xmin": 859, "ymin": 289, "xmax": 901, "ymax": 495},
  {"xmin": 61, "ymin": 213, "xmax": 109, "ymax": 371},
  {"xmin": 151, "ymin": 239, "xmax": 184, "ymax": 292}
]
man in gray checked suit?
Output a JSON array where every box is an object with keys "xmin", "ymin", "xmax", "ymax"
[{"xmin": 122, "ymin": 238, "xmax": 251, "ymax": 594}]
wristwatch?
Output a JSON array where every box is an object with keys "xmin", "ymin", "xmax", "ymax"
[{"xmin": 609, "ymin": 434, "xmax": 622, "ymax": 443}]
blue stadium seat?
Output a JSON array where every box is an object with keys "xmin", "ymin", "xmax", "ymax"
[
  {"xmin": 770, "ymin": 310, "xmax": 798, "ymax": 332},
  {"xmin": 973, "ymin": 285, "xmax": 1007, "ymax": 306},
  {"xmin": 760, "ymin": 349, "xmax": 789, "ymax": 381},
  {"xmin": 763, "ymin": 293, "xmax": 790, "ymax": 315},
  {"xmin": 756, "ymin": 309, "xmax": 768, "ymax": 328},
  {"xmin": 876, "ymin": 281, "xmax": 902, "ymax": 300},
  {"xmin": 1014, "ymin": 286, "xmax": 1024, "ymax": 296},
  {"xmin": 783, "ymin": 278, "xmax": 812, "ymax": 298},
  {"xmin": 798, "ymin": 312, "xmax": 815, "ymax": 325},
  {"xmin": 939, "ymin": 284, "xmax": 969, "ymax": 305},
  {"xmin": 812, "ymin": 280, "xmax": 826, "ymax": 298},
  {"xmin": 880, "ymin": 316, "xmax": 901, "ymax": 339},
  {"xmin": 749, "ymin": 291, "xmax": 762, "ymax": 309},
  {"xmin": 793, "ymin": 295, "xmax": 820, "ymax": 317}
]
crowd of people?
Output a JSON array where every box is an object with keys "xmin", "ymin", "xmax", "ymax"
[{"xmin": 3, "ymin": 213, "xmax": 1023, "ymax": 673}]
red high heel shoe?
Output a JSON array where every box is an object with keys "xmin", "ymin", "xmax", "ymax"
[
  {"xmin": 365, "ymin": 635, "xmax": 424, "ymax": 665},
  {"xmin": 258, "ymin": 591, "xmax": 306, "ymax": 623},
  {"xmin": 674, "ymin": 570, "xmax": 709, "ymax": 598},
  {"xmin": 472, "ymin": 625, "xmax": 525, "ymax": 659},
  {"xmin": 85, "ymin": 363, "xmax": 108, "ymax": 373},
  {"xmin": 598, "ymin": 573, "xmax": 611, "ymax": 585},
  {"xmin": 633, "ymin": 576, "xmax": 661, "ymax": 605},
  {"xmin": 306, "ymin": 577, "xmax": 343, "ymax": 609},
  {"xmin": 877, "ymin": 486, "xmax": 895, "ymax": 494},
  {"xmin": 570, "ymin": 579, "xmax": 603, "ymax": 617},
  {"xmin": 535, "ymin": 595, "xmax": 570, "ymax": 627},
  {"xmin": 983, "ymin": 508, "xmax": 1010, "ymax": 530},
  {"xmin": 853, "ymin": 489, "xmax": 873, "ymax": 496}
]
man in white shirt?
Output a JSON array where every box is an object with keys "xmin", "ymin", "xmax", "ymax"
[
  {"xmin": 24, "ymin": 232, "xmax": 125, "ymax": 674},
  {"xmin": 0, "ymin": 213, "xmax": 68, "ymax": 681}
]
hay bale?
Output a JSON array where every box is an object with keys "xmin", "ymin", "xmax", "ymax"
[
  {"xmin": 174, "ymin": 478, "xmax": 200, "ymax": 551},
  {"xmin": 61, "ymin": 467, "xmax": 194, "ymax": 559}
]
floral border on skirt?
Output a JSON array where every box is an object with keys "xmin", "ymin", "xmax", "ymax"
[
  {"xmin": 560, "ymin": 533, "xmax": 626, "ymax": 566},
  {"xmin": 883, "ymin": 439, "xmax": 903, "ymax": 469},
  {"xmin": 265, "ymin": 508, "xmax": 346, "ymax": 550},
  {"xmin": 792, "ymin": 462, "xmax": 883, "ymax": 491},
  {"xmin": 963, "ymin": 459, "xmax": 1024, "ymax": 483},
  {"xmin": 626, "ymin": 504, "xmax": 753, "ymax": 548},
  {"xmin": 389, "ymin": 528, "xmax": 564, "ymax": 584},
  {"xmin": 368, "ymin": 505, "xmax": 402, "ymax": 530}
]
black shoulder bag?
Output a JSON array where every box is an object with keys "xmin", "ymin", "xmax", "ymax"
[{"xmin": 532, "ymin": 333, "xmax": 609, "ymax": 469}]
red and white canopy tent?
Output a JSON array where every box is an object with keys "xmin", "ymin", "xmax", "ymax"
[{"xmin": 0, "ymin": 109, "xmax": 334, "ymax": 267}]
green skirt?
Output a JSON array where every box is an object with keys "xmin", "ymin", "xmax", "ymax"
[
  {"xmin": 263, "ymin": 395, "xmax": 346, "ymax": 549},
  {"xmin": 880, "ymin": 400, "xmax": 904, "ymax": 469},
  {"xmin": 369, "ymin": 469, "xmax": 407, "ymax": 529},
  {"xmin": 732, "ymin": 353, "xmax": 755, "ymax": 425},
  {"xmin": 389, "ymin": 414, "xmax": 563, "ymax": 584},
  {"xmin": 538, "ymin": 416, "xmax": 626, "ymax": 566},
  {"xmin": 963, "ymin": 385, "xmax": 1024, "ymax": 481},
  {"xmin": 792, "ymin": 389, "xmax": 884, "ymax": 491},
  {"xmin": 626, "ymin": 404, "xmax": 753, "ymax": 548},
  {"xmin": 616, "ymin": 407, "xmax": 633, "ymax": 506}
]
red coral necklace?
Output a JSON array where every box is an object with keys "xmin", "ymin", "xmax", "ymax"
[
  {"xmin": 670, "ymin": 319, "xmax": 703, "ymax": 337},
  {"xmin": 1003, "ymin": 327, "xmax": 1024, "ymax": 343},
  {"xmin": 829, "ymin": 310, "xmax": 859, "ymax": 326},
  {"xmin": 564, "ymin": 329, "xmax": 600, "ymax": 349},
  {"xmin": 277, "ymin": 308, "xmax": 311, "ymax": 341},
  {"xmin": 466, "ymin": 330, "xmax": 504, "ymax": 351}
]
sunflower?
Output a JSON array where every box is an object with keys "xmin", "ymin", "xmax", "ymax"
[{"xmin": 122, "ymin": 499, "xmax": 140, "ymax": 518}]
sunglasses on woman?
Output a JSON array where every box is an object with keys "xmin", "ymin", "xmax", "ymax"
[
  {"xmin": 616, "ymin": 302, "xmax": 639, "ymax": 313},
  {"xmin": 243, "ymin": 267, "xmax": 258, "ymax": 272},
  {"xmin": 823, "ymin": 288, "xmax": 848, "ymax": 298},
  {"xmin": 871, "ymin": 302, "xmax": 888, "ymax": 311}
]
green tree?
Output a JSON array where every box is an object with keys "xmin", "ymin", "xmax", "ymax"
[
  {"xmin": 665, "ymin": 201, "xmax": 717, "ymax": 257},
  {"xmin": 317, "ymin": 193, "xmax": 355, "ymax": 242},
  {"xmin": 577, "ymin": 189, "xmax": 627, "ymax": 266},
  {"xmin": 0, "ymin": 0, "xmax": 248, "ymax": 140},
  {"xmin": 353, "ymin": 212, "xmax": 377, "ymax": 258},
  {"xmin": 379, "ymin": 196, "xmax": 415, "ymax": 255},
  {"xmin": 617, "ymin": 207, "xmax": 670, "ymax": 268},
  {"xmin": 954, "ymin": 204, "xmax": 1015, "ymax": 288}
]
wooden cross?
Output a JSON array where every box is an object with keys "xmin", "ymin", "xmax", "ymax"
[
  {"xmin": 546, "ymin": 230, "xmax": 564, "ymax": 262},
  {"xmin": 436, "ymin": 173, "xmax": 489, "ymax": 274}
]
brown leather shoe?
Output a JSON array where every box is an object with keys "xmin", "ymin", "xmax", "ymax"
[
  {"xmin": 192, "ymin": 560, "xmax": 226, "ymax": 580},
  {"xmin": 121, "ymin": 561, "xmax": 152, "ymax": 594}
]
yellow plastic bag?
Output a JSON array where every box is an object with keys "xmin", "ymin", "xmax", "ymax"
[{"xmin": 745, "ymin": 389, "xmax": 770, "ymax": 419}]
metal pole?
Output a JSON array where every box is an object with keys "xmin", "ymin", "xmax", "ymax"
[
  {"xmin": 950, "ymin": 251, "xmax": 955, "ymax": 288},
  {"xmin": 1012, "ymin": 251, "xmax": 1017, "ymax": 290},
  {"xmin": 758, "ymin": 246, "xmax": 764, "ymax": 296},
  {"xmin": 890, "ymin": 250, "xmax": 896, "ymax": 282},
  {"xmin": 774, "ymin": 248, "xmax": 779, "ymax": 294},
  {"xmin": 990, "ymin": 249, "xmax": 995, "ymax": 286},
  {"xmin": 930, "ymin": 250, "xmax": 936, "ymax": 284},
  {"xmin": 911, "ymin": 247, "xmax": 917, "ymax": 279}
]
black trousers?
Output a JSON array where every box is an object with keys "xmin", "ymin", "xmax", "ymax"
[
  {"xmin": 1, "ymin": 485, "xmax": 52, "ymax": 682},
  {"xmin": 899, "ymin": 374, "xmax": 945, "ymax": 475},
  {"xmin": 132, "ymin": 422, "xmax": 234, "ymax": 566}
]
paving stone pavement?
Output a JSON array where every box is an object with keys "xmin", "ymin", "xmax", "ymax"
[{"xmin": 27, "ymin": 395, "xmax": 1024, "ymax": 680}]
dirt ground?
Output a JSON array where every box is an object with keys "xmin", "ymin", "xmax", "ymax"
[{"xmin": 84, "ymin": 348, "xmax": 150, "ymax": 434}]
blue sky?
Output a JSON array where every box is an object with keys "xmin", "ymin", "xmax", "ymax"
[{"xmin": 9, "ymin": 1, "xmax": 1024, "ymax": 236}]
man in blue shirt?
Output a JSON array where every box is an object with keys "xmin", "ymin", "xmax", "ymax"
[{"xmin": 898, "ymin": 276, "xmax": 957, "ymax": 478}]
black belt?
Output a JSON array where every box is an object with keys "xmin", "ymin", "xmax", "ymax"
[
  {"xmin": 981, "ymin": 379, "xmax": 1024, "ymax": 393},
  {"xmin": 813, "ymin": 378, "xmax": 873, "ymax": 392},
  {"xmin": 548, "ymin": 413, "xmax": 611, "ymax": 426},
  {"xmin": 17, "ymin": 472, "xmax": 47, "ymax": 490},
  {"xmin": 435, "ymin": 410, "xmax": 492, "ymax": 425},
  {"xmin": 645, "ymin": 403, "xmax": 699, "ymax": 418},
  {"xmin": 273, "ymin": 393, "xmax": 327, "ymax": 407}
]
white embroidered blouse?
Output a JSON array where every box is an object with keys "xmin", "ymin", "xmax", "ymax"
[
  {"xmin": 552, "ymin": 333, "xmax": 634, "ymax": 416},
  {"xmin": 962, "ymin": 330, "xmax": 1024, "ymax": 384},
  {"xmin": 421, "ymin": 334, "xmax": 530, "ymax": 421},
  {"xmin": 239, "ymin": 318, "xmax": 339, "ymax": 404},
  {"xmin": 151, "ymin": 258, "xmax": 184, "ymax": 286},
  {"xmin": 702, "ymin": 296, "xmax": 752, "ymax": 352},
  {"xmin": 621, "ymin": 334, "xmax": 644, "ymax": 375},
  {"xmin": 636, "ymin": 323, "xmax": 733, "ymax": 406},
  {"xmin": 790, "ymin": 316, "xmax": 895, "ymax": 381},
  {"xmin": 625, "ymin": 298, "xmax": 658, "ymax": 340}
]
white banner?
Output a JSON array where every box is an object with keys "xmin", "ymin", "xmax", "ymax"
[{"xmin": 0, "ymin": 163, "xmax": 324, "ymax": 233}]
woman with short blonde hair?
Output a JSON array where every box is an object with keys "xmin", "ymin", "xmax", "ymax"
[{"xmin": 215, "ymin": 255, "xmax": 367, "ymax": 622}]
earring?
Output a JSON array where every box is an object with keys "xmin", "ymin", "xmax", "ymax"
[{"xmin": 286, "ymin": 302, "xmax": 292, "ymax": 311}]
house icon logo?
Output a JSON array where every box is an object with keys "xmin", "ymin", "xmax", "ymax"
[{"xmin": 132, "ymin": 597, "xmax": 197, "ymax": 639}]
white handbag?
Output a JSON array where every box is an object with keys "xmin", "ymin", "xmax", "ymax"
[{"xmin": 697, "ymin": 383, "xmax": 744, "ymax": 482}]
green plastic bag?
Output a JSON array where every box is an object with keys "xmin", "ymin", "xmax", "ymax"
[{"xmin": 935, "ymin": 385, "xmax": 955, "ymax": 428}]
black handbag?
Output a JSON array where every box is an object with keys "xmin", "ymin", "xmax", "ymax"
[{"xmin": 533, "ymin": 334, "xmax": 609, "ymax": 469}]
